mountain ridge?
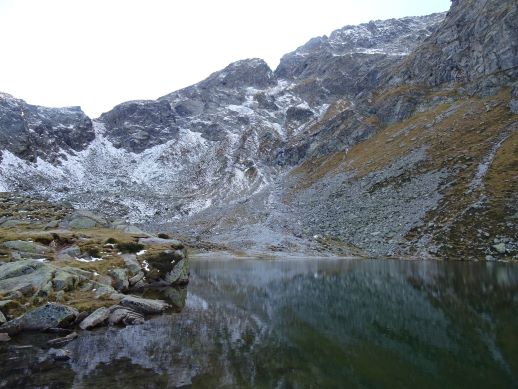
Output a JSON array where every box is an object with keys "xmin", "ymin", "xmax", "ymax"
[{"xmin": 0, "ymin": 0, "xmax": 516, "ymax": 260}]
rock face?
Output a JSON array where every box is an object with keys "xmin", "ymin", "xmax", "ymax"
[
  {"xmin": 0, "ymin": 0, "xmax": 516, "ymax": 260},
  {"xmin": 390, "ymin": 0, "xmax": 518, "ymax": 93},
  {"xmin": 0, "ymin": 93, "xmax": 93, "ymax": 163}
]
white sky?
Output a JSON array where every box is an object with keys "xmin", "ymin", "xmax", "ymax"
[{"xmin": 0, "ymin": 0, "xmax": 451, "ymax": 117}]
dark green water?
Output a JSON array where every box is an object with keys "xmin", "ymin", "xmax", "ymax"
[{"xmin": 1, "ymin": 257, "xmax": 517, "ymax": 388}]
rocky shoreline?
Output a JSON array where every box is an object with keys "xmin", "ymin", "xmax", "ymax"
[{"xmin": 0, "ymin": 192, "xmax": 189, "ymax": 351}]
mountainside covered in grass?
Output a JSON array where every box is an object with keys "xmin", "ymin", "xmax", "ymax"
[{"xmin": 0, "ymin": 0, "xmax": 516, "ymax": 260}]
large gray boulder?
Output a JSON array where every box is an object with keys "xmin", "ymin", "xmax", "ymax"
[{"xmin": 0, "ymin": 303, "xmax": 78, "ymax": 335}]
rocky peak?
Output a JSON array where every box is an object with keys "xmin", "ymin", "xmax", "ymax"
[
  {"xmin": 0, "ymin": 93, "xmax": 93, "ymax": 163},
  {"xmin": 98, "ymin": 99, "xmax": 178, "ymax": 153},
  {"xmin": 202, "ymin": 58, "xmax": 276, "ymax": 90}
]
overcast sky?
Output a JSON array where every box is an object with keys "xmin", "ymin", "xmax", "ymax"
[{"xmin": 0, "ymin": 0, "xmax": 451, "ymax": 117}]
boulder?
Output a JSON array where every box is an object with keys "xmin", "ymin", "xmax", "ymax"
[
  {"xmin": 122, "ymin": 254, "xmax": 142, "ymax": 276},
  {"xmin": 138, "ymin": 237, "xmax": 184, "ymax": 248},
  {"xmin": 0, "ymin": 311, "xmax": 6, "ymax": 325},
  {"xmin": 79, "ymin": 307, "xmax": 110, "ymax": 330},
  {"xmin": 165, "ymin": 259, "xmax": 189, "ymax": 286},
  {"xmin": 64, "ymin": 210, "xmax": 108, "ymax": 229},
  {"xmin": 142, "ymin": 250, "xmax": 185, "ymax": 282},
  {"xmin": 108, "ymin": 305, "xmax": 144, "ymax": 326},
  {"xmin": 52, "ymin": 270, "xmax": 79, "ymax": 292},
  {"xmin": 0, "ymin": 260, "xmax": 54, "ymax": 297},
  {"xmin": 2, "ymin": 240, "xmax": 51, "ymax": 255},
  {"xmin": 120, "ymin": 295, "xmax": 170, "ymax": 315},
  {"xmin": 56, "ymin": 245, "xmax": 81, "ymax": 260},
  {"xmin": 109, "ymin": 268, "xmax": 129, "ymax": 291},
  {"xmin": 0, "ymin": 303, "xmax": 78, "ymax": 335},
  {"xmin": 0, "ymin": 333, "xmax": 10, "ymax": 342}
]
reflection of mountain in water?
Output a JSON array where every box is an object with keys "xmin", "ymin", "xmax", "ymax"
[{"xmin": 0, "ymin": 258, "xmax": 517, "ymax": 388}]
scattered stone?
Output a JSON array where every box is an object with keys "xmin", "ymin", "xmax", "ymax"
[
  {"xmin": 56, "ymin": 245, "xmax": 81, "ymax": 261},
  {"xmin": 53, "ymin": 270, "xmax": 79, "ymax": 292},
  {"xmin": 165, "ymin": 259, "xmax": 189, "ymax": 285},
  {"xmin": 139, "ymin": 237, "xmax": 184, "ymax": 248},
  {"xmin": 79, "ymin": 307, "xmax": 110, "ymax": 330},
  {"xmin": 109, "ymin": 268, "xmax": 129, "ymax": 291},
  {"xmin": 0, "ymin": 333, "xmax": 10, "ymax": 342},
  {"xmin": 122, "ymin": 254, "xmax": 142, "ymax": 276},
  {"xmin": 129, "ymin": 271, "xmax": 145, "ymax": 286},
  {"xmin": 493, "ymin": 243, "xmax": 506, "ymax": 254},
  {"xmin": 47, "ymin": 348, "xmax": 70, "ymax": 361},
  {"xmin": 120, "ymin": 295, "xmax": 170, "ymax": 315},
  {"xmin": 0, "ymin": 303, "xmax": 78, "ymax": 335},
  {"xmin": 47, "ymin": 331, "xmax": 78, "ymax": 347},
  {"xmin": 108, "ymin": 305, "xmax": 144, "ymax": 326}
]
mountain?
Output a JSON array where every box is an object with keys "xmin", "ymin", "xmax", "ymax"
[{"xmin": 0, "ymin": 0, "xmax": 516, "ymax": 260}]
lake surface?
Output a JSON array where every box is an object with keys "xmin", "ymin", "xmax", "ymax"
[{"xmin": 1, "ymin": 257, "xmax": 518, "ymax": 388}]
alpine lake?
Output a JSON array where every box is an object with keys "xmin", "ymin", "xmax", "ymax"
[{"xmin": 1, "ymin": 256, "xmax": 517, "ymax": 388}]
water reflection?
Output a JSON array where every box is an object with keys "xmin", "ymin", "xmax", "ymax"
[{"xmin": 0, "ymin": 258, "xmax": 517, "ymax": 388}]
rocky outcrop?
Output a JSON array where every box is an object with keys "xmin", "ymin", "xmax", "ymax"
[
  {"xmin": 99, "ymin": 99, "xmax": 179, "ymax": 153},
  {"xmin": 389, "ymin": 0, "xmax": 518, "ymax": 93},
  {"xmin": 0, "ymin": 93, "xmax": 93, "ymax": 163}
]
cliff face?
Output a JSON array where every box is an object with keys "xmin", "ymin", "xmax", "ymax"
[{"xmin": 0, "ymin": 0, "xmax": 516, "ymax": 260}]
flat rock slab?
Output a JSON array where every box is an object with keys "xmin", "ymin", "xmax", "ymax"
[
  {"xmin": 79, "ymin": 307, "xmax": 110, "ymax": 330},
  {"xmin": 120, "ymin": 295, "xmax": 170, "ymax": 315}
]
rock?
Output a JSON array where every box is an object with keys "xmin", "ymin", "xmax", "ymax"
[
  {"xmin": 94, "ymin": 284, "xmax": 117, "ymax": 298},
  {"xmin": 47, "ymin": 348, "xmax": 70, "ymax": 361},
  {"xmin": 129, "ymin": 271, "xmax": 145, "ymax": 286},
  {"xmin": 122, "ymin": 254, "xmax": 142, "ymax": 276},
  {"xmin": 142, "ymin": 250, "xmax": 185, "ymax": 282},
  {"xmin": 120, "ymin": 295, "xmax": 170, "ymax": 315},
  {"xmin": 114, "ymin": 224, "xmax": 149, "ymax": 235},
  {"xmin": 52, "ymin": 270, "xmax": 79, "ymax": 292},
  {"xmin": 0, "ymin": 311, "xmax": 6, "ymax": 325},
  {"xmin": 65, "ymin": 210, "xmax": 108, "ymax": 229},
  {"xmin": 493, "ymin": 243, "xmax": 507, "ymax": 254},
  {"xmin": 165, "ymin": 259, "xmax": 189, "ymax": 286},
  {"xmin": 47, "ymin": 331, "xmax": 78, "ymax": 347},
  {"xmin": 485, "ymin": 255, "xmax": 496, "ymax": 261},
  {"xmin": 162, "ymin": 287, "xmax": 188, "ymax": 310},
  {"xmin": 2, "ymin": 240, "xmax": 51, "ymax": 255},
  {"xmin": 109, "ymin": 268, "xmax": 129, "ymax": 291},
  {"xmin": 45, "ymin": 220, "xmax": 59, "ymax": 229},
  {"xmin": 56, "ymin": 245, "xmax": 81, "ymax": 260},
  {"xmin": 0, "ymin": 303, "xmax": 78, "ymax": 335},
  {"xmin": 0, "ymin": 260, "xmax": 54, "ymax": 297},
  {"xmin": 74, "ymin": 311, "xmax": 89, "ymax": 325},
  {"xmin": 79, "ymin": 307, "xmax": 110, "ymax": 330},
  {"xmin": 138, "ymin": 237, "xmax": 184, "ymax": 248},
  {"xmin": 0, "ymin": 333, "xmax": 10, "ymax": 342},
  {"xmin": 108, "ymin": 305, "xmax": 145, "ymax": 326}
]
